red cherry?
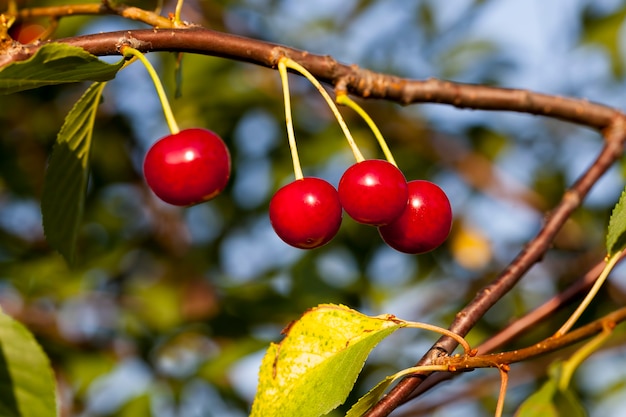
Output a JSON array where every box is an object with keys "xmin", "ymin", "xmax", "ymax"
[
  {"xmin": 269, "ymin": 177, "xmax": 342, "ymax": 249},
  {"xmin": 338, "ymin": 159, "xmax": 408, "ymax": 225},
  {"xmin": 143, "ymin": 128, "xmax": 231, "ymax": 206},
  {"xmin": 378, "ymin": 180, "xmax": 452, "ymax": 254},
  {"xmin": 9, "ymin": 22, "xmax": 47, "ymax": 44}
]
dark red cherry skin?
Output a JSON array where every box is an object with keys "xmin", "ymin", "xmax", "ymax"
[
  {"xmin": 338, "ymin": 159, "xmax": 408, "ymax": 225},
  {"xmin": 378, "ymin": 180, "xmax": 452, "ymax": 254},
  {"xmin": 269, "ymin": 177, "xmax": 342, "ymax": 249},
  {"xmin": 8, "ymin": 22, "xmax": 47, "ymax": 44},
  {"xmin": 143, "ymin": 128, "xmax": 231, "ymax": 206}
]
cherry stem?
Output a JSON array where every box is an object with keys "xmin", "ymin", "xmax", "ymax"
[
  {"xmin": 121, "ymin": 46, "xmax": 180, "ymax": 135},
  {"xmin": 280, "ymin": 57, "xmax": 364, "ymax": 163},
  {"xmin": 173, "ymin": 0, "xmax": 184, "ymax": 26},
  {"xmin": 278, "ymin": 60, "xmax": 304, "ymax": 180},
  {"xmin": 336, "ymin": 93, "xmax": 398, "ymax": 167},
  {"xmin": 554, "ymin": 250, "xmax": 623, "ymax": 337},
  {"xmin": 495, "ymin": 365, "xmax": 509, "ymax": 417},
  {"xmin": 397, "ymin": 319, "xmax": 472, "ymax": 355}
]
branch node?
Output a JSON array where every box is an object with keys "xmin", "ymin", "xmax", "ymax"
[
  {"xmin": 116, "ymin": 32, "xmax": 152, "ymax": 54},
  {"xmin": 269, "ymin": 47, "xmax": 288, "ymax": 67},
  {"xmin": 335, "ymin": 77, "xmax": 349, "ymax": 95}
]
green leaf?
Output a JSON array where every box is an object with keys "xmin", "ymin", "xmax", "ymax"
[
  {"xmin": 515, "ymin": 363, "xmax": 587, "ymax": 417},
  {"xmin": 0, "ymin": 310, "xmax": 57, "ymax": 417},
  {"xmin": 553, "ymin": 388, "xmax": 587, "ymax": 417},
  {"xmin": 515, "ymin": 379, "xmax": 561, "ymax": 417},
  {"xmin": 41, "ymin": 82, "xmax": 107, "ymax": 263},
  {"xmin": 606, "ymin": 187, "xmax": 626, "ymax": 257},
  {"xmin": 250, "ymin": 304, "xmax": 403, "ymax": 417},
  {"xmin": 0, "ymin": 43, "xmax": 123, "ymax": 95},
  {"xmin": 345, "ymin": 375, "xmax": 396, "ymax": 417}
]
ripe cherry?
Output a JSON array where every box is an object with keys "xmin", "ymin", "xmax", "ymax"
[
  {"xmin": 143, "ymin": 128, "xmax": 231, "ymax": 206},
  {"xmin": 8, "ymin": 21, "xmax": 47, "ymax": 44},
  {"xmin": 338, "ymin": 159, "xmax": 408, "ymax": 226},
  {"xmin": 269, "ymin": 177, "xmax": 342, "ymax": 249},
  {"xmin": 378, "ymin": 180, "xmax": 452, "ymax": 254}
]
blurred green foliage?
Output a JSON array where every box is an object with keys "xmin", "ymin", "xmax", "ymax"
[{"xmin": 1, "ymin": 0, "xmax": 626, "ymax": 416}]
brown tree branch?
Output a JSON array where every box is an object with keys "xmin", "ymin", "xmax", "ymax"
[
  {"xmin": 435, "ymin": 306, "xmax": 626, "ymax": 370},
  {"xmin": 365, "ymin": 117, "xmax": 626, "ymax": 416},
  {"xmin": 403, "ymin": 251, "xmax": 619, "ymax": 401},
  {"xmin": 396, "ymin": 310, "xmax": 626, "ymax": 416},
  {"xmin": 0, "ymin": 27, "xmax": 621, "ymax": 130},
  {"xmin": 13, "ymin": 2, "xmax": 175, "ymax": 28},
  {"xmin": 476, "ymin": 253, "xmax": 626, "ymax": 355}
]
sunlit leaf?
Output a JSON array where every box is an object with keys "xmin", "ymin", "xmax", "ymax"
[
  {"xmin": 0, "ymin": 309, "xmax": 57, "ymax": 417},
  {"xmin": 606, "ymin": 187, "xmax": 626, "ymax": 257},
  {"xmin": 250, "ymin": 304, "xmax": 403, "ymax": 417},
  {"xmin": 41, "ymin": 82, "xmax": 107, "ymax": 264},
  {"xmin": 0, "ymin": 43, "xmax": 123, "ymax": 94}
]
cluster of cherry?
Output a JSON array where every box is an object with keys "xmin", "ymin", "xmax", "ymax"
[
  {"xmin": 269, "ymin": 160, "xmax": 452, "ymax": 254},
  {"xmin": 139, "ymin": 51, "xmax": 451, "ymax": 254}
]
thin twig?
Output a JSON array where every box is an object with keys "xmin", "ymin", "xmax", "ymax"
[
  {"xmin": 494, "ymin": 365, "xmax": 510, "ymax": 417},
  {"xmin": 403, "ymin": 253, "xmax": 616, "ymax": 401},
  {"xmin": 14, "ymin": 3, "xmax": 175, "ymax": 28},
  {"xmin": 436, "ymin": 307, "xmax": 623, "ymax": 370}
]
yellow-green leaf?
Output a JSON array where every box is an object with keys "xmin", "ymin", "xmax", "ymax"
[
  {"xmin": 606, "ymin": 187, "xmax": 626, "ymax": 257},
  {"xmin": 250, "ymin": 304, "xmax": 403, "ymax": 417},
  {"xmin": 0, "ymin": 310, "xmax": 57, "ymax": 417}
]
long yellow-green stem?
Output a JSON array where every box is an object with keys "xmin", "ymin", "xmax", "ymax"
[
  {"xmin": 558, "ymin": 323, "xmax": 612, "ymax": 391},
  {"xmin": 122, "ymin": 46, "xmax": 180, "ymax": 135},
  {"xmin": 555, "ymin": 251, "xmax": 623, "ymax": 337},
  {"xmin": 278, "ymin": 60, "xmax": 304, "ymax": 180},
  {"xmin": 173, "ymin": 0, "xmax": 184, "ymax": 26},
  {"xmin": 401, "ymin": 320, "xmax": 472, "ymax": 354},
  {"xmin": 336, "ymin": 93, "xmax": 397, "ymax": 167},
  {"xmin": 280, "ymin": 57, "xmax": 364, "ymax": 163},
  {"xmin": 494, "ymin": 365, "xmax": 509, "ymax": 417}
]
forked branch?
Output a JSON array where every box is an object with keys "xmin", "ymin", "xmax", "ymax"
[
  {"xmin": 366, "ymin": 118, "xmax": 626, "ymax": 416},
  {"xmin": 0, "ymin": 27, "xmax": 621, "ymax": 130}
]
